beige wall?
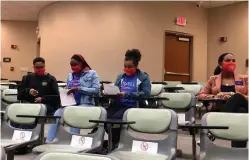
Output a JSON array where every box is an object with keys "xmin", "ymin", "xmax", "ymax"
[
  {"xmin": 1, "ymin": 21, "xmax": 38, "ymax": 80},
  {"xmin": 38, "ymin": 1, "xmax": 208, "ymax": 82},
  {"xmin": 207, "ymin": 2, "xmax": 248, "ymax": 77}
]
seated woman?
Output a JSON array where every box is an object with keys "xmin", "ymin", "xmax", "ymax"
[
  {"xmin": 46, "ymin": 54, "xmax": 100, "ymax": 143},
  {"xmin": 213, "ymin": 53, "xmax": 231, "ymax": 75},
  {"xmin": 107, "ymin": 49, "xmax": 151, "ymax": 145},
  {"xmin": 197, "ymin": 53, "xmax": 248, "ymax": 148}
]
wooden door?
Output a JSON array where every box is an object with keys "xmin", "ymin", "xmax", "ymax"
[{"xmin": 164, "ymin": 33, "xmax": 192, "ymax": 82}]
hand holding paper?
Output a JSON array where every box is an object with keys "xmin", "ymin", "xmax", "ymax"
[
  {"xmin": 103, "ymin": 84, "xmax": 120, "ymax": 95},
  {"xmin": 67, "ymin": 87, "xmax": 78, "ymax": 95},
  {"xmin": 60, "ymin": 88, "xmax": 76, "ymax": 106}
]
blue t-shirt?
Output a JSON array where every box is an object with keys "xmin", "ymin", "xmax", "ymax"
[
  {"xmin": 120, "ymin": 75, "xmax": 137, "ymax": 107},
  {"xmin": 67, "ymin": 73, "xmax": 81, "ymax": 105}
]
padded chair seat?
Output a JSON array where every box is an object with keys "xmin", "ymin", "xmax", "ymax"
[
  {"xmin": 109, "ymin": 151, "xmax": 168, "ymax": 160},
  {"xmin": 1, "ymin": 139, "xmax": 22, "ymax": 147},
  {"xmin": 35, "ymin": 152, "xmax": 118, "ymax": 160},
  {"xmin": 33, "ymin": 144, "xmax": 89, "ymax": 153},
  {"xmin": 201, "ymin": 155, "xmax": 247, "ymax": 160}
]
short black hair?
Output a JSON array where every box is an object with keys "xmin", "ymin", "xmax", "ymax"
[
  {"xmin": 125, "ymin": 49, "xmax": 142, "ymax": 66},
  {"xmin": 218, "ymin": 53, "xmax": 233, "ymax": 64},
  {"xmin": 33, "ymin": 57, "xmax": 45, "ymax": 65}
]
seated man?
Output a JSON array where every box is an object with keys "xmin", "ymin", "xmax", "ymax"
[{"xmin": 18, "ymin": 57, "xmax": 60, "ymax": 116}]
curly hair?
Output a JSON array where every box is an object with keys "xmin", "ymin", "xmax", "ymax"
[{"xmin": 125, "ymin": 49, "xmax": 142, "ymax": 66}]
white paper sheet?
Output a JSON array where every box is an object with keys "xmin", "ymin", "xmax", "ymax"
[
  {"xmin": 12, "ymin": 130, "xmax": 32, "ymax": 142},
  {"xmin": 59, "ymin": 88, "xmax": 76, "ymax": 107},
  {"xmin": 70, "ymin": 135, "xmax": 93, "ymax": 149},
  {"xmin": 103, "ymin": 84, "xmax": 120, "ymax": 95},
  {"xmin": 132, "ymin": 140, "xmax": 158, "ymax": 154}
]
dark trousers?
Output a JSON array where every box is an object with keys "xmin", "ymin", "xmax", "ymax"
[
  {"xmin": 106, "ymin": 101, "xmax": 133, "ymax": 146},
  {"xmin": 223, "ymin": 93, "xmax": 248, "ymax": 148}
]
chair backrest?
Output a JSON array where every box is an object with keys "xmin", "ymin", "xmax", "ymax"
[
  {"xmin": 151, "ymin": 84, "xmax": 164, "ymax": 96},
  {"xmin": 1, "ymin": 84, "xmax": 10, "ymax": 92},
  {"xmin": 198, "ymin": 82, "xmax": 207, "ymax": 87},
  {"xmin": 2, "ymin": 89, "xmax": 18, "ymax": 104},
  {"xmin": 160, "ymin": 92, "xmax": 196, "ymax": 123},
  {"xmin": 164, "ymin": 81, "xmax": 181, "ymax": 87},
  {"xmin": 1, "ymin": 146, "xmax": 5, "ymax": 160},
  {"xmin": 58, "ymin": 83, "xmax": 67, "ymax": 88},
  {"xmin": 1, "ymin": 103, "xmax": 47, "ymax": 142},
  {"xmin": 1, "ymin": 82, "xmax": 16, "ymax": 85},
  {"xmin": 54, "ymin": 106, "xmax": 106, "ymax": 152},
  {"xmin": 200, "ymin": 112, "xmax": 248, "ymax": 160},
  {"xmin": 117, "ymin": 108, "xmax": 178, "ymax": 157},
  {"xmin": 35, "ymin": 152, "xmax": 119, "ymax": 160},
  {"xmin": 176, "ymin": 84, "xmax": 202, "ymax": 95}
]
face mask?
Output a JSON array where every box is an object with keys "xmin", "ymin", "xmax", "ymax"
[
  {"xmin": 222, "ymin": 62, "xmax": 236, "ymax": 73},
  {"xmin": 71, "ymin": 65, "xmax": 81, "ymax": 73},
  {"xmin": 124, "ymin": 68, "xmax": 136, "ymax": 76},
  {"xmin": 34, "ymin": 68, "xmax": 45, "ymax": 76}
]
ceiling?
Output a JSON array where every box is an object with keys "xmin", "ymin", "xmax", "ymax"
[
  {"xmin": 1, "ymin": 1, "xmax": 247, "ymax": 21},
  {"xmin": 1, "ymin": 1, "xmax": 56, "ymax": 21},
  {"xmin": 193, "ymin": 0, "xmax": 246, "ymax": 8}
]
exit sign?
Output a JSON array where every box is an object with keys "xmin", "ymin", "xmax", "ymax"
[{"xmin": 176, "ymin": 17, "xmax": 187, "ymax": 26}]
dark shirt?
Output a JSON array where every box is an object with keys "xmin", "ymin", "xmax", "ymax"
[
  {"xmin": 17, "ymin": 73, "xmax": 60, "ymax": 114},
  {"xmin": 220, "ymin": 85, "xmax": 236, "ymax": 93}
]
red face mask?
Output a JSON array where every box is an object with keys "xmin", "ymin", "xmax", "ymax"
[
  {"xmin": 34, "ymin": 68, "xmax": 45, "ymax": 76},
  {"xmin": 71, "ymin": 65, "xmax": 81, "ymax": 73},
  {"xmin": 222, "ymin": 62, "xmax": 236, "ymax": 73},
  {"xmin": 124, "ymin": 68, "xmax": 136, "ymax": 76}
]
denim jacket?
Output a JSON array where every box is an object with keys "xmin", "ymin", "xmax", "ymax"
[
  {"xmin": 114, "ymin": 69, "xmax": 151, "ymax": 98},
  {"xmin": 67, "ymin": 70, "xmax": 100, "ymax": 105}
]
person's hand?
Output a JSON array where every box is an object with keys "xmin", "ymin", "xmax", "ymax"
[
  {"xmin": 117, "ymin": 92, "xmax": 125, "ymax": 98},
  {"xmin": 216, "ymin": 92, "xmax": 233, "ymax": 99},
  {"xmin": 223, "ymin": 94, "xmax": 232, "ymax": 100},
  {"xmin": 34, "ymin": 97, "xmax": 42, "ymax": 103},
  {"xmin": 67, "ymin": 87, "xmax": 78, "ymax": 95},
  {"xmin": 29, "ymin": 89, "xmax": 38, "ymax": 96}
]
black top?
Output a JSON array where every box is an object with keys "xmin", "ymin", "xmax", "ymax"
[
  {"xmin": 17, "ymin": 73, "xmax": 60, "ymax": 113},
  {"xmin": 220, "ymin": 85, "xmax": 235, "ymax": 93}
]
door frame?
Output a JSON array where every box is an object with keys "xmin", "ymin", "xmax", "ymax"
[
  {"xmin": 37, "ymin": 37, "xmax": 41, "ymax": 57},
  {"xmin": 163, "ymin": 31, "xmax": 194, "ymax": 82}
]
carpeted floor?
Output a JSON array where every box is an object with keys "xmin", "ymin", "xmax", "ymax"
[{"xmin": 11, "ymin": 124, "xmax": 231, "ymax": 160}]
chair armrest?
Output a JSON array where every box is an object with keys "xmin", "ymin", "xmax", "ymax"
[
  {"xmin": 4, "ymin": 139, "xmax": 40, "ymax": 151},
  {"xmin": 167, "ymin": 148, "xmax": 177, "ymax": 159}
]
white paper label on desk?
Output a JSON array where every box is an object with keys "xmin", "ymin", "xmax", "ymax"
[
  {"xmin": 132, "ymin": 140, "xmax": 158, "ymax": 154},
  {"xmin": 59, "ymin": 88, "xmax": 76, "ymax": 107},
  {"xmin": 12, "ymin": 130, "xmax": 32, "ymax": 142},
  {"xmin": 70, "ymin": 135, "xmax": 93, "ymax": 149},
  {"xmin": 178, "ymin": 113, "xmax": 186, "ymax": 124}
]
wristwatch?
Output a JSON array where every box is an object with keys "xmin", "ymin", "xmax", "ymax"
[{"xmin": 230, "ymin": 92, "xmax": 235, "ymax": 95}]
